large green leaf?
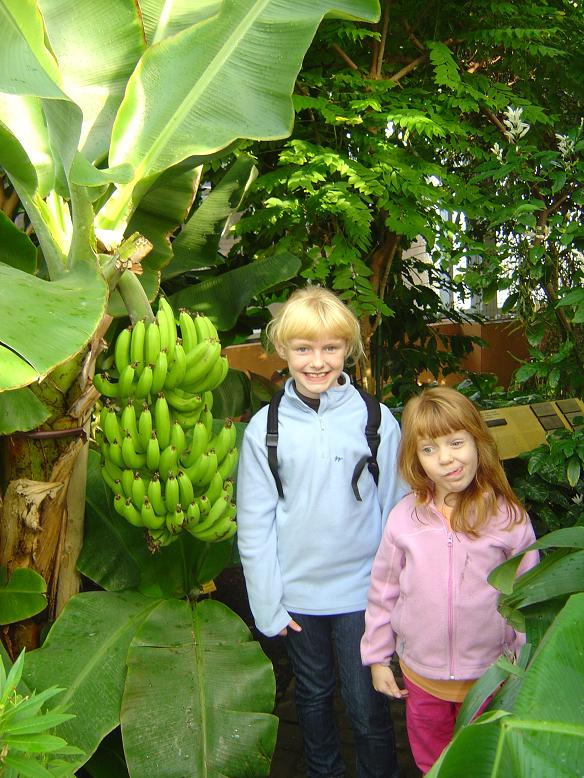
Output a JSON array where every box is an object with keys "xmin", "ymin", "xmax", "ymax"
[
  {"xmin": 95, "ymin": 0, "xmax": 381, "ymax": 240},
  {"xmin": 121, "ymin": 598, "xmax": 277, "ymax": 777},
  {"xmin": 37, "ymin": 0, "xmax": 146, "ymax": 164},
  {"xmin": 22, "ymin": 590, "xmax": 161, "ymax": 767},
  {"xmin": 0, "ymin": 260, "xmax": 107, "ymax": 392},
  {"xmin": 164, "ymin": 155, "xmax": 257, "ymax": 280},
  {"xmin": 140, "ymin": 0, "xmax": 222, "ymax": 45},
  {"xmin": 0, "ymin": 387, "xmax": 51, "ymax": 435},
  {"xmin": 428, "ymin": 594, "xmax": 584, "ymax": 777},
  {"xmin": 0, "ymin": 566, "xmax": 47, "ymax": 624},
  {"xmin": 170, "ymin": 251, "xmax": 302, "ymax": 330},
  {"xmin": 0, "ymin": 211, "xmax": 37, "ymax": 273}
]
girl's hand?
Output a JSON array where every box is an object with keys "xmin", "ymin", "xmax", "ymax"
[
  {"xmin": 371, "ymin": 663, "xmax": 408, "ymax": 699},
  {"xmin": 279, "ymin": 619, "xmax": 302, "ymax": 636}
]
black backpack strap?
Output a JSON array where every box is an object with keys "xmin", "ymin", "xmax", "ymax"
[
  {"xmin": 266, "ymin": 388, "xmax": 285, "ymax": 499},
  {"xmin": 351, "ymin": 387, "xmax": 382, "ymax": 501}
]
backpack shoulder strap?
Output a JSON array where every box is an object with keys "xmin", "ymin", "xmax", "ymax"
[
  {"xmin": 351, "ymin": 386, "xmax": 382, "ymax": 501},
  {"xmin": 266, "ymin": 388, "xmax": 285, "ymax": 499}
]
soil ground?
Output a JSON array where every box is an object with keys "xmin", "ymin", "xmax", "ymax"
[{"xmin": 213, "ymin": 565, "xmax": 422, "ymax": 778}]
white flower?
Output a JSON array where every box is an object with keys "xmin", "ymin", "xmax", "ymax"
[
  {"xmin": 491, "ymin": 142, "xmax": 504, "ymax": 162},
  {"xmin": 502, "ymin": 105, "xmax": 530, "ymax": 143},
  {"xmin": 572, "ymin": 493, "xmax": 583, "ymax": 505},
  {"xmin": 556, "ymin": 133, "xmax": 575, "ymax": 158}
]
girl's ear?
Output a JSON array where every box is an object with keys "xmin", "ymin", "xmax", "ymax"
[{"xmin": 275, "ymin": 343, "xmax": 288, "ymax": 360}]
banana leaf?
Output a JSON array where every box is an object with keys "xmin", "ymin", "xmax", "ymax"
[
  {"xmin": 140, "ymin": 0, "xmax": 222, "ymax": 45},
  {"xmin": 0, "ymin": 387, "xmax": 51, "ymax": 435},
  {"xmin": 170, "ymin": 251, "xmax": 302, "ymax": 330},
  {"xmin": 0, "ymin": 566, "xmax": 47, "ymax": 624},
  {"xmin": 121, "ymin": 598, "xmax": 277, "ymax": 777},
  {"xmin": 0, "ymin": 209, "xmax": 37, "ymax": 274},
  {"xmin": 22, "ymin": 590, "xmax": 162, "ymax": 768}
]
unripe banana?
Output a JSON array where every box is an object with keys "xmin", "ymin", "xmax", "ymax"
[
  {"xmin": 202, "ymin": 470, "xmax": 223, "ymax": 506},
  {"xmin": 146, "ymin": 431, "xmax": 161, "ymax": 472},
  {"xmin": 103, "ymin": 456, "xmax": 124, "ymax": 483},
  {"xmin": 159, "ymin": 444, "xmax": 178, "ymax": 481},
  {"xmin": 103, "ymin": 407, "xmax": 122, "ymax": 446},
  {"xmin": 189, "ymin": 355, "xmax": 228, "ymax": 394},
  {"xmin": 114, "ymin": 326, "xmax": 132, "ymax": 374},
  {"xmin": 147, "ymin": 473, "xmax": 166, "ymax": 516},
  {"xmin": 141, "ymin": 497, "xmax": 165, "ymax": 530},
  {"xmin": 164, "ymin": 473, "xmax": 180, "ymax": 513},
  {"xmin": 170, "ymin": 421, "xmax": 186, "ymax": 458},
  {"xmin": 184, "ymin": 500, "xmax": 201, "ymax": 531},
  {"xmin": 130, "ymin": 319, "xmax": 146, "ymax": 375},
  {"xmin": 200, "ymin": 405, "xmax": 213, "ymax": 437},
  {"xmin": 107, "ymin": 439, "xmax": 125, "ymax": 468},
  {"xmin": 101, "ymin": 466, "xmax": 124, "ymax": 496},
  {"xmin": 151, "ymin": 349, "xmax": 169, "ymax": 395},
  {"xmin": 113, "ymin": 493, "xmax": 127, "ymax": 519},
  {"xmin": 158, "ymin": 297, "xmax": 176, "ymax": 362},
  {"xmin": 144, "ymin": 320, "xmax": 162, "ymax": 366},
  {"xmin": 165, "ymin": 388, "xmax": 204, "ymax": 414},
  {"xmin": 218, "ymin": 447, "xmax": 238, "ymax": 480},
  {"xmin": 197, "ymin": 494, "xmax": 211, "ymax": 517},
  {"xmin": 207, "ymin": 420, "xmax": 235, "ymax": 464},
  {"xmin": 131, "ymin": 471, "xmax": 147, "ymax": 508},
  {"xmin": 93, "ymin": 373, "xmax": 120, "ymax": 398},
  {"xmin": 193, "ymin": 511, "xmax": 236, "ymax": 543},
  {"xmin": 191, "ymin": 492, "xmax": 230, "ymax": 536},
  {"xmin": 164, "ymin": 341, "xmax": 186, "ymax": 390},
  {"xmin": 182, "ymin": 340, "xmax": 221, "ymax": 389},
  {"xmin": 138, "ymin": 403, "xmax": 153, "ymax": 450},
  {"xmin": 191, "ymin": 449, "xmax": 217, "ymax": 488},
  {"xmin": 203, "ymin": 391, "xmax": 214, "ymax": 413},
  {"xmin": 154, "ymin": 393, "xmax": 171, "ymax": 449},
  {"xmin": 135, "ymin": 364, "xmax": 153, "ymax": 400},
  {"xmin": 181, "ymin": 421, "xmax": 209, "ymax": 468},
  {"xmin": 166, "ymin": 504, "xmax": 185, "ymax": 534},
  {"xmin": 121, "ymin": 401, "xmax": 142, "ymax": 453},
  {"xmin": 122, "ymin": 432, "xmax": 147, "ymax": 469},
  {"xmin": 172, "ymin": 408, "xmax": 202, "ymax": 430},
  {"xmin": 118, "ymin": 362, "xmax": 136, "ymax": 399},
  {"xmin": 223, "ymin": 478, "xmax": 234, "ymax": 499},
  {"xmin": 194, "ymin": 314, "xmax": 216, "ymax": 342},
  {"xmin": 177, "ymin": 469, "xmax": 194, "ymax": 509},
  {"xmin": 179, "ymin": 309, "xmax": 198, "ymax": 353},
  {"xmin": 122, "ymin": 498, "xmax": 144, "ymax": 527},
  {"xmin": 121, "ymin": 468, "xmax": 135, "ymax": 499}
]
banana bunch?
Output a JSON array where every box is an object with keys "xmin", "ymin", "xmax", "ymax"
[{"xmin": 93, "ymin": 298, "xmax": 238, "ymax": 548}]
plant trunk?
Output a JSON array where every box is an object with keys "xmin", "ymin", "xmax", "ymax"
[{"xmin": 0, "ymin": 316, "xmax": 110, "ymax": 656}]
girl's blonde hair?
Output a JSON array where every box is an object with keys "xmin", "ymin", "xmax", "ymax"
[
  {"xmin": 265, "ymin": 287, "xmax": 364, "ymax": 365},
  {"xmin": 398, "ymin": 386, "xmax": 526, "ymax": 535}
]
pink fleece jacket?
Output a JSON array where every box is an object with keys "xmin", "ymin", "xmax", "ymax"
[{"xmin": 361, "ymin": 492, "xmax": 539, "ymax": 681}]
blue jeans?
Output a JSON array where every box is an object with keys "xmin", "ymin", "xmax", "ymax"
[{"xmin": 284, "ymin": 611, "xmax": 399, "ymax": 778}]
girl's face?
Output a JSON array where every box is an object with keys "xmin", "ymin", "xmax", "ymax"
[
  {"xmin": 416, "ymin": 429, "xmax": 479, "ymax": 506},
  {"xmin": 277, "ymin": 334, "xmax": 347, "ymax": 399}
]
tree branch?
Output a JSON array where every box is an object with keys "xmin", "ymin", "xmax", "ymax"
[{"xmin": 331, "ymin": 43, "xmax": 359, "ymax": 71}]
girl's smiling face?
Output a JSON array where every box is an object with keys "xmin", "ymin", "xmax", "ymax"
[
  {"xmin": 278, "ymin": 334, "xmax": 347, "ymax": 398},
  {"xmin": 416, "ymin": 429, "xmax": 479, "ymax": 506}
]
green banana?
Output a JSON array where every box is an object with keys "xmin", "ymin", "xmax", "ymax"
[
  {"xmin": 207, "ymin": 419, "xmax": 236, "ymax": 464},
  {"xmin": 154, "ymin": 393, "xmax": 171, "ymax": 449},
  {"xmin": 179, "ymin": 309, "xmax": 198, "ymax": 353},
  {"xmin": 197, "ymin": 494, "xmax": 211, "ymax": 517},
  {"xmin": 151, "ymin": 348, "xmax": 168, "ymax": 395},
  {"xmin": 172, "ymin": 408, "xmax": 202, "ymax": 430},
  {"xmin": 194, "ymin": 314, "xmax": 217, "ymax": 342},
  {"xmin": 93, "ymin": 372, "xmax": 120, "ymax": 398},
  {"xmin": 135, "ymin": 364, "xmax": 153, "ymax": 399},
  {"xmin": 103, "ymin": 406, "xmax": 122, "ymax": 446},
  {"xmin": 131, "ymin": 472, "xmax": 147, "ymax": 508},
  {"xmin": 114, "ymin": 326, "xmax": 132, "ymax": 374},
  {"xmin": 118, "ymin": 362, "xmax": 136, "ymax": 398},
  {"xmin": 181, "ymin": 339, "xmax": 221, "ymax": 388},
  {"xmin": 181, "ymin": 421, "xmax": 209, "ymax": 468},
  {"xmin": 130, "ymin": 319, "xmax": 146, "ymax": 375},
  {"xmin": 165, "ymin": 387, "xmax": 204, "ymax": 414},
  {"xmin": 113, "ymin": 493, "xmax": 127, "ymax": 519},
  {"xmin": 223, "ymin": 478, "xmax": 234, "ymax": 499},
  {"xmin": 202, "ymin": 470, "xmax": 223, "ymax": 506},
  {"xmin": 141, "ymin": 498, "xmax": 165, "ymax": 530},
  {"xmin": 170, "ymin": 422, "xmax": 186, "ymax": 457},
  {"xmin": 121, "ymin": 432, "xmax": 147, "ymax": 469},
  {"xmin": 191, "ymin": 511, "xmax": 236, "ymax": 543},
  {"xmin": 164, "ymin": 473, "xmax": 180, "ymax": 513},
  {"xmin": 107, "ymin": 439, "xmax": 124, "ymax": 468},
  {"xmin": 158, "ymin": 297, "xmax": 177, "ymax": 362},
  {"xmin": 190, "ymin": 492, "xmax": 230, "ymax": 536},
  {"xmin": 177, "ymin": 469, "xmax": 195, "ymax": 509},
  {"xmin": 188, "ymin": 355, "xmax": 228, "ymax": 394},
  {"xmin": 203, "ymin": 390, "xmax": 214, "ymax": 412},
  {"xmin": 103, "ymin": 456, "xmax": 123, "ymax": 483},
  {"xmin": 122, "ymin": 498, "xmax": 143, "ymax": 527},
  {"xmin": 164, "ymin": 341, "xmax": 186, "ymax": 389},
  {"xmin": 146, "ymin": 431, "xmax": 161, "ymax": 471},
  {"xmin": 218, "ymin": 447, "xmax": 239, "ymax": 480},
  {"xmin": 121, "ymin": 401, "xmax": 142, "ymax": 452},
  {"xmin": 147, "ymin": 474, "xmax": 166, "ymax": 516},
  {"xmin": 159, "ymin": 444, "xmax": 178, "ymax": 480},
  {"xmin": 184, "ymin": 500, "xmax": 201, "ymax": 530},
  {"xmin": 138, "ymin": 403, "xmax": 153, "ymax": 450},
  {"xmin": 144, "ymin": 320, "xmax": 162, "ymax": 366},
  {"xmin": 120, "ymin": 468, "xmax": 135, "ymax": 499},
  {"xmin": 101, "ymin": 466, "xmax": 123, "ymax": 496}
]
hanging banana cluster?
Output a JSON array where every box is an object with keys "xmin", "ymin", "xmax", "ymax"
[{"xmin": 93, "ymin": 298, "xmax": 238, "ymax": 548}]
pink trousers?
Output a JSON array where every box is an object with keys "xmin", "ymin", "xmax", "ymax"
[{"xmin": 402, "ymin": 675, "xmax": 462, "ymax": 774}]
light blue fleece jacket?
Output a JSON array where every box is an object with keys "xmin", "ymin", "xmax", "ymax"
[{"xmin": 236, "ymin": 374, "xmax": 408, "ymax": 637}]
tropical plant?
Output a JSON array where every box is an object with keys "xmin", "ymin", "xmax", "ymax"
[
  {"xmin": 427, "ymin": 526, "xmax": 584, "ymax": 776},
  {"xmin": 0, "ymin": 648, "xmax": 80, "ymax": 777}
]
